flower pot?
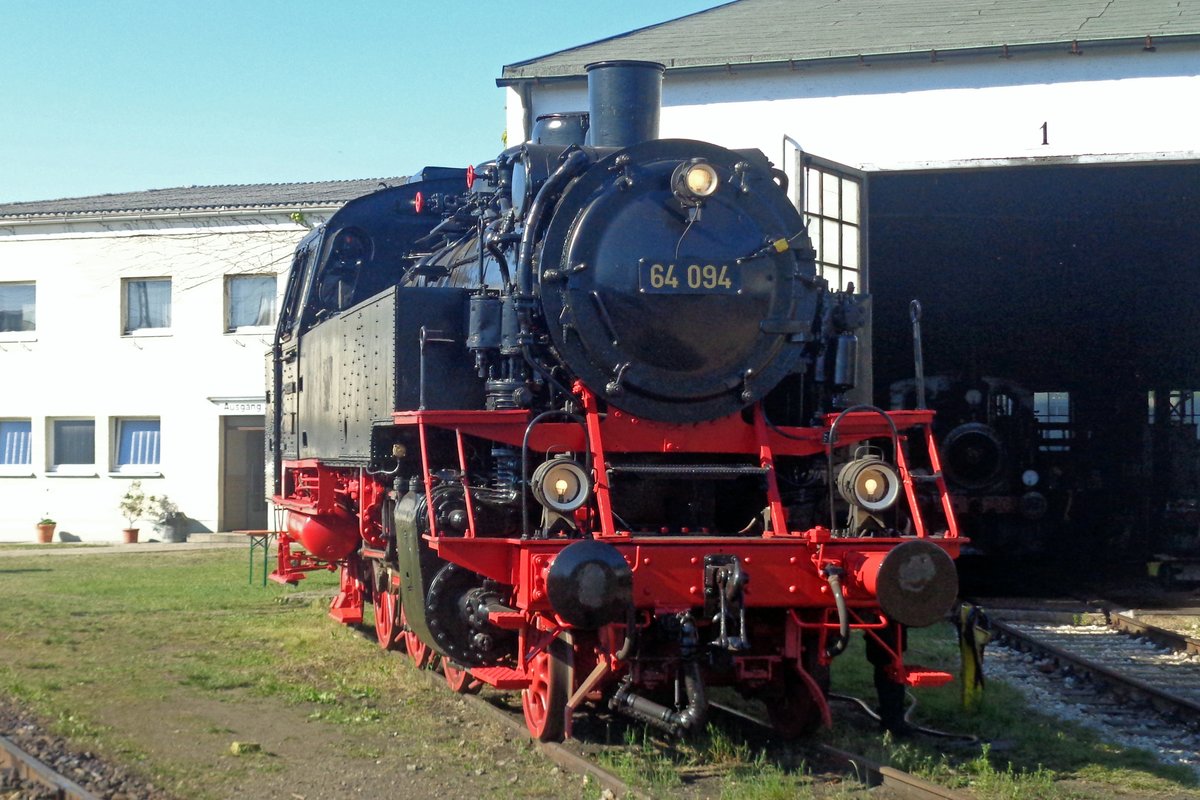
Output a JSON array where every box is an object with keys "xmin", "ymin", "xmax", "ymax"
[
  {"xmin": 157, "ymin": 514, "xmax": 188, "ymax": 543},
  {"xmin": 36, "ymin": 523, "xmax": 56, "ymax": 544},
  {"xmin": 122, "ymin": 528, "xmax": 140, "ymax": 544}
]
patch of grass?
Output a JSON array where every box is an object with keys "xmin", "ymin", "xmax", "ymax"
[
  {"xmin": 598, "ymin": 727, "xmax": 684, "ymax": 792},
  {"xmin": 720, "ymin": 752, "xmax": 814, "ymax": 800},
  {"xmin": 55, "ymin": 711, "xmax": 110, "ymax": 739},
  {"xmin": 823, "ymin": 623, "xmax": 1199, "ymax": 797},
  {"xmin": 964, "ymin": 745, "xmax": 1059, "ymax": 800}
]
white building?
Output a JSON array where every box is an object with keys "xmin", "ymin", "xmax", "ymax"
[
  {"xmin": 499, "ymin": 0, "xmax": 1200, "ymax": 539},
  {"xmin": 0, "ymin": 180, "xmax": 396, "ymax": 541},
  {"xmin": 503, "ymin": 0, "xmax": 1199, "ymax": 176}
]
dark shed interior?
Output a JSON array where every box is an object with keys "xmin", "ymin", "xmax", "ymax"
[{"xmin": 868, "ymin": 162, "xmax": 1200, "ymax": 563}]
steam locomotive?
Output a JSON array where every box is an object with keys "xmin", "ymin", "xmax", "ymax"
[
  {"xmin": 266, "ymin": 61, "xmax": 962, "ymax": 740},
  {"xmin": 889, "ymin": 375, "xmax": 1067, "ymax": 560}
]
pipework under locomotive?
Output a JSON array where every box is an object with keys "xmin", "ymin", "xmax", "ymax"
[{"xmin": 266, "ymin": 61, "xmax": 962, "ymax": 740}]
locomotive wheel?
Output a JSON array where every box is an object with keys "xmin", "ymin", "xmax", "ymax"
[
  {"xmin": 766, "ymin": 643, "xmax": 831, "ymax": 738},
  {"xmin": 522, "ymin": 634, "xmax": 573, "ymax": 742},
  {"xmin": 372, "ymin": 568, "xmax": 402, "ymax": 651},
  {"xmin": 443, "ymin": 662, "xmax": 483, "ymax": 694},
  {"xmin": 766, "ymin": 666, "xmax": 831, "ymax": 738},
  {"xmin": 400, "ymin": 607, "xmax": 433, "ymax": 669}
]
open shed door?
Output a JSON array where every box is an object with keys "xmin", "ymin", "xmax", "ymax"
[{"xmin": 788, "ymin": 145, "xmax": 872, "ymax": 400}]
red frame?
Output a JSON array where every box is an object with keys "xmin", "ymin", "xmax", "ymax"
[{"xmin": 272, "ymin": 387, "xmax": 961, "ymax": 702}]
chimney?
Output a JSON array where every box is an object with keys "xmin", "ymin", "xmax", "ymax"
[{"xmin": 585, "ymin": 61, "xmax": 665, "ymax": 148}]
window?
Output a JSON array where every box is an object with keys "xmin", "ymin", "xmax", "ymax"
[
  {"xmin": 802, "ymin": 163, "xmax": 863, "ymax": 292},
  {"xmin": 49, "ymin": 418, "xmax": 95, "ymax": 472},
  {"xmin": 226, "ymin": 274, "xmax": 277, "ymax": 331},
  {"xmin": 0, "ymin": 419, "xmax": 32, "ymax": 466},
  {"xmin": 1148, "ymin": 390, "xmax": 1200, "ymax": 439},
  {"xmin": 115, "ymin": 418, "xmax": 161, "ymax": 471},
  {"xmin": 1033, "ymin": 392, "xmax": 1072, "ymax": 452},
  {"xmin": 123, "ymin": 278, "xmax": 171, "ymax": 333},
  {"xmin": 0, "ymin": 282, "xmax": 35, "ymax": 332}
]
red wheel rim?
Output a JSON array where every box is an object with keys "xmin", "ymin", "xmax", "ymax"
[
  {"xmin": 443, "ymin": 662, "xmax": 482, "ymax": 694},
  {"xmin": 521, "ymin": 635, "xmax": 570, "ymax": 742},
  {"xmin": 372, "ymin": 585, "xmax": 400, "ymax": 650},
  {"xmin": 400, "ymin": 607, "xmax": 433, "ymax": 669}
]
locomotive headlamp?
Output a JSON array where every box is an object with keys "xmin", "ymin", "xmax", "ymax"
[
  {"xmin": 685, "ymin": 163, "xmax": 719, "ymax": 196},
  {"xmin": 837, "ymin": 455, "xmax": 901, "ymax": 513},
  {"xmin": 531, "ymin": 457, "xmax": 590, "ymax": 513},
  {"xmin": 671, "ymin": 159, "xmax": 720, "ymax": 203}
]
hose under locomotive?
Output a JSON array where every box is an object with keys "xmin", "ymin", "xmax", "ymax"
[{"xmin": 265, "ymin": 60, "xmax": 962, "ymax": 742}]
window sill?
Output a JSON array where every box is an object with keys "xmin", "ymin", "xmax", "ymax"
[
  {"xmin": 0, "ymin": 333, "xmax": 37, "ymax": 343},
  {"xmin": 122, "ymin": 329, "xmax": 172, "ymax": 338},
  {"xmin": 46, "ymin": 470, "xmax": 99, "ymax": 478},
  {"xmin": 108, "ymin": 470, "xmax": 163, "ymax": 478},
  {"xmin": 0, "ymin": 469, "xmax": 35, "ymax": 478},
  {"xmin": 226, "ymin": 326, "xmax": 274, "ymax": 336}
]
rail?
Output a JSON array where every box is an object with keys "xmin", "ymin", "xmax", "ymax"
[
  {"xmin": 993, "ymin": 618, "xmax": 1200, "ymax": 723},
  {"xmin": 0, "ymin": 734, "xmax": 101, "ymax": 800}
]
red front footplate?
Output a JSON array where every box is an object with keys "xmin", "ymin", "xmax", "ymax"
[
  {"xmin": 470, "ymin": 665, "xmax": 529, "ymax": 691},
  {"xmin": 903, "ymin": 666, "xmax": 954, "ymax": 688}
]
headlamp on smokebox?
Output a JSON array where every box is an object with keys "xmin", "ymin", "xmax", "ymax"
[{"xmin": 671, "ymin": 159, "xmax": 720, "ymax": 206}]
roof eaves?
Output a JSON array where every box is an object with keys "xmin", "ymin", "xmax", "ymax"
[
  {"xmin": 0, "ymin": 200, "xmax": 346, "ymax": 223},
  {"xmin": 501, "ymin": 0, "xmax": 740, "ymax": 74},
  {"xmin": 497, "ymin": 32, "xmax": 1200, "ymax": 84}
]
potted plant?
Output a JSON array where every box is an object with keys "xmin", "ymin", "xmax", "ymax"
[
  {"xmin": 119, "ymin": 481, "xmax": 147, "ymax": 543},
  {"xmin": 36, "ymin": 516, "xmax": 56, "ymax": 544},
  {"xmin": 149, "ymin": 493, "xmax": 186, "ymax": 543}
]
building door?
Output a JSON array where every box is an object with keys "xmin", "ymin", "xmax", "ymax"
[{"xmin": 221, "ymin": 415, "xmax": 266, "ymax": 531}]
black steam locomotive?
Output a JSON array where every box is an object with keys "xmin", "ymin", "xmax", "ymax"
[
  {"xmin": 889, "ymin": 375, "xmax": 1068, "ymax": 561},
  {"xmin": 266, "ymin": 61, "xmax": 961, "ymax": 740}
]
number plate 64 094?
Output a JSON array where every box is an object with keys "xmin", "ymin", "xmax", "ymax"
[{"xmin": 638, "ymin": 260, "xmax": 740, "ymax": 294}]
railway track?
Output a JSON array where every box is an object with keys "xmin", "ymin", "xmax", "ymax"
[
  {"xmin": 0, "ymin": 734, "xmax": 101, "ymax": 800},
  {"xmin": 1109, "ymin": 610, "xmax": 1200, "ymax": 657},
  {"xmin": 986, "ymin": 606, "xmax": 1200, "ymax": 778},
  {"xmin": 993, "ymin": 615, "xmax": 1200, "ymax": 724},
  {"xmin": 707, "ymin": 700, "xmax": 972, "ymax": 800},
  {"xmin": 354, "ymin": 624, "xmax": 963, "ymax": 799}
]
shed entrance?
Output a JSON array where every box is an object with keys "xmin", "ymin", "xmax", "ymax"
[{"xmin": 867, "ymin": 160, "xmax": 1200, "ymax": 562}]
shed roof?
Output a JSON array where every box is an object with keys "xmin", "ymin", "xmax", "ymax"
[
  {"xmin": 500, "ymin": 0, "xmax": 1200, "ymax": 80},
  {"xmin": 0, "ymin": 177, "xmax": 406, "ymax": 220}
]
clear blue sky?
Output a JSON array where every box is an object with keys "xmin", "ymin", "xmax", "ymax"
[{"xmin": 0, "ymin": 1, "xmax": 723, "ymax": 203}]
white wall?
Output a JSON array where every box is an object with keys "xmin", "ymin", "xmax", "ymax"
[
  {"xmin": 507, "ymin": 46, "xmax": 1200, "ymax": 169},
  {"xmin": 0, "ymin": 211, "xmax": 330, "ymax": 541}
]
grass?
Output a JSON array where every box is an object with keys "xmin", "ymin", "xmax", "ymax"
[
  {"xmin": 594, "ymin": 620, "xmax": 1198, "ymax": 798},
  {"xmin": 0, "ymin": 549, "xmax": 1196, "ymax": 799},
  {"xmin": 0, "ymin": 549, "xmax": 573, "ymax": 799}
]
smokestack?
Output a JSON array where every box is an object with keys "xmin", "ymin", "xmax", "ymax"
[{"xmin": 585, "ymin": 60, "xmax": 664, "ymax": 148}]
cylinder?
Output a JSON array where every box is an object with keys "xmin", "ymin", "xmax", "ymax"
[{"xmin": 585, "ymin": 60, "xmax": 664, "ymax": 148}]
